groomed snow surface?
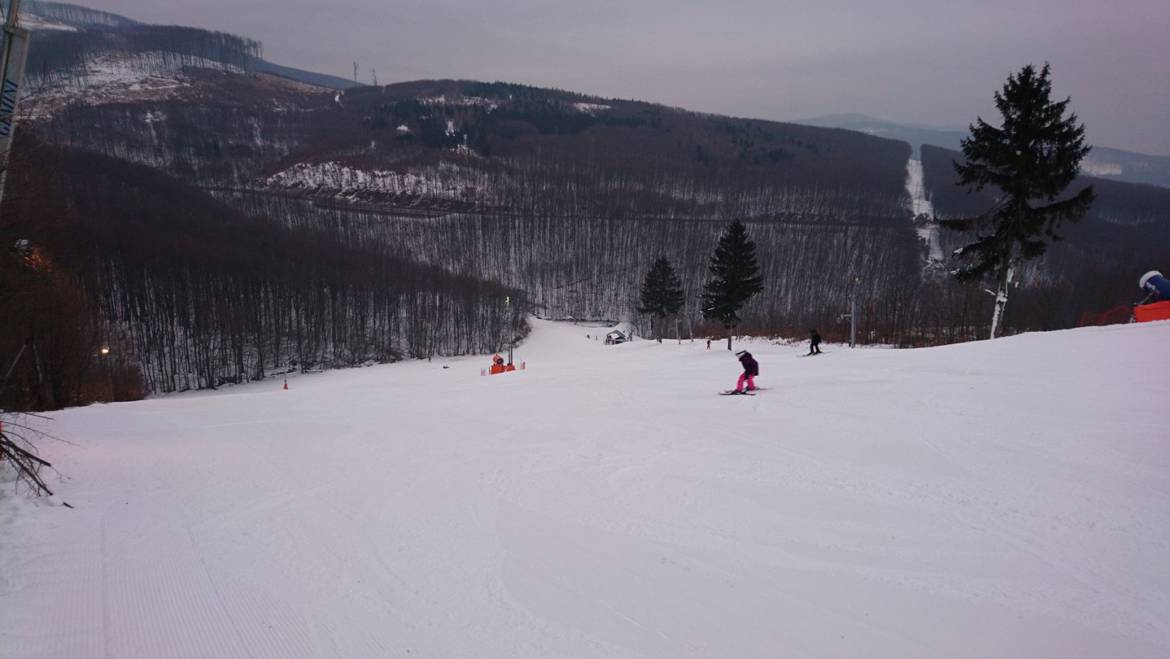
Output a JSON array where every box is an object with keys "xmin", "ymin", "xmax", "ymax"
[{"xmin": 2, "ymin": 320, "xmax": 1168, "ymax": 658}]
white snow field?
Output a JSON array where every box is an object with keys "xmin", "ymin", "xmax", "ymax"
[{"xmin": 2, "ymin": 319, "xmax": 1169, "ymax": 658}]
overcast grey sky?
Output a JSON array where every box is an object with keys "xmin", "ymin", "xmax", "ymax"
[{"xmin": 86, "ymin": 1, "xmax": 1170, "ymax": 154}]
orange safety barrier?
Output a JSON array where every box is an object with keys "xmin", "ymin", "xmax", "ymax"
[{"xmin": 1134, "ymin": 300, "xmax": 1170, "ymax": 323}]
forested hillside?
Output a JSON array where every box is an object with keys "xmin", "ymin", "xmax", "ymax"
[
  {"xmin": 921, "ymin": 144, "xmax": 1170, "ymax": 327},
  {"xmin": 31, "ymin": 66, "xmax": 921, "ymax": 326},
  {"xmin": 0, "ymin": 136, "xmax": 524, "ymax": 410},
  {"xmin": 5, "ymin": 4, "xmax": 1166, "ymax": 409}
]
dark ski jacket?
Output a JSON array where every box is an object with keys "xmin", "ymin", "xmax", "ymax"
[
  {"xmin": 738, "ymin": 351, "xmax": 759, "ymax": 376},
  {"xmin": 810, "ymin": 330, "xmax": 822, "ymax": 346}
]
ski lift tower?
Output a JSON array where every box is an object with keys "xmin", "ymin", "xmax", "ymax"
[
  {"xmin": 838, "ymin": 276, "xmax": 860, "ymax": 348},
  {"xmin": 0, "ymin": 0, "xmax": 30, "ymax": 208},
  {"xmin": 850, "ymin": 277, "xmax": 859, "ymax": 348}
]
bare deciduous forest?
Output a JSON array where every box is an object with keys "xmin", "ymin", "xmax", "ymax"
[
  {"xmin": 1, "ymin": 137, "xmax": 524, "ymax": 409},
  {"xmin": 3, "ymin": 23, "xmax": 1168, "ymax": 411}
]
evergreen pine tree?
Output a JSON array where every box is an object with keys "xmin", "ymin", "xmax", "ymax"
[
  {"xmin": 638, "ymin": 257, "xmax": 685, "ymax": 342},
  {"xmin": 942, "ymin": 63, "xmax": 1095, "ymax": 339},
  {"xmin": 701, "ymin": 220, "xmax": 764, "ymax": 350}
]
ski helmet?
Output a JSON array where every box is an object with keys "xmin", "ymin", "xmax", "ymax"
[{"xmin": 1139, "ymin": 270, "xmax": 1162, "ymax": 290}]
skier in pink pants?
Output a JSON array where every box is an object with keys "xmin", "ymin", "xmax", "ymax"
[{"xmin": 735, "ymin": 350, "xmax": 759, "ymax": 392}]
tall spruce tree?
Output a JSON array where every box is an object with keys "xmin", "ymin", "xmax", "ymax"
[
  {"xmin": 702, "ymin": 220, "xmax": 764, "ymax": 350},
  {"xmin": 942, "ymin": 63, "xmax": 1095, "ymax": 339},
  {"xmin": 637, "ymin": 257, "xmax": 685, "ymax": 342}
]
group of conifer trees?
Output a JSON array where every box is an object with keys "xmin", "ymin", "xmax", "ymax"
[
  {"xmin": 638, "ymin": 64, "xmax": 1100, "ymax": 346},
  {"xmin": 638, "ymin": 220, "xmax": 763, "ymax": 350}
]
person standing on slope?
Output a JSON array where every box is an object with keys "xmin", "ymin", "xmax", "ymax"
[
  {"xmin": 808, "ymin": 328, "xmax": 823, "ymax": 355},
  {"xmin": 734, "ymin": 350, "xmax": 759, "ymax": 393}
]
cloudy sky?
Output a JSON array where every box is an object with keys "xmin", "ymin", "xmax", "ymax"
[{"xmin": 86, "ymin": 0, "xmax": 1170, "ymax": 154}]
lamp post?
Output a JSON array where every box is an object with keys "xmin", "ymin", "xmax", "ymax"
[{"xmin": 850, "ymin": 278, "xmax": 859, "ymax": 348}]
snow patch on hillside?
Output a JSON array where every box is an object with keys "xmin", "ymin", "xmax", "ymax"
[
  {"xmin": 24, "ymin": 52, "xmax": 244, "ymax": 114},
  {"xmin": 21, "ymin": 16, "xmax": 79, "ymax": 31},
  {"xmin": 420, "ymin": 94, "xmax": 499, "ymax": 111},
  {"xmin": 265, "ymin": 160, "xmax": 485, "ymax": 201},
  {"xmin": 1081, "ymin": 158, "xmax": 1123, "ymax": 177},
  {"xmin": 573, "ymin": 102, "xmax": 611, "ymax": 114}
]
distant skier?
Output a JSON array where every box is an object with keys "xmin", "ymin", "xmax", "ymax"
[
  {"xmin": 1138, "ymin": 270, "xmax": 1170, "ymax": 304},
  {"xmin": 807, "ymin": 328, "xmax": 823, "ymax": 355},
  {"xmin": 733, "ymin": 350, "xmax": 759, "ymax": 393}
]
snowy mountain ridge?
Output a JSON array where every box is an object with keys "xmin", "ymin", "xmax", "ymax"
[{"xmin": 22, "ymin": 0, "xmax": 137, "ymax": 30}]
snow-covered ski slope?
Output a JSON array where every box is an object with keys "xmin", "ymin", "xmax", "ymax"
[{"xmin": 2, "ymin": 320, "xmax": 1168, "ymax": 658}]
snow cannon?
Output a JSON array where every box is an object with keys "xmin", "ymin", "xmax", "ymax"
[
  {"xmin": 489, "ymin": 354, "xmax": 506, "ymax": 375},
  {"xmin": 1134, "ymin": 270, "xmax": 1170, "ymax": 322},
  {"xmin": 1139, "ymin": 271, "xmax": 1170, "ymax": 301},
  {"xmin": 486, "ymin": 354, "xmax": 522, "ymax": 375}
]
